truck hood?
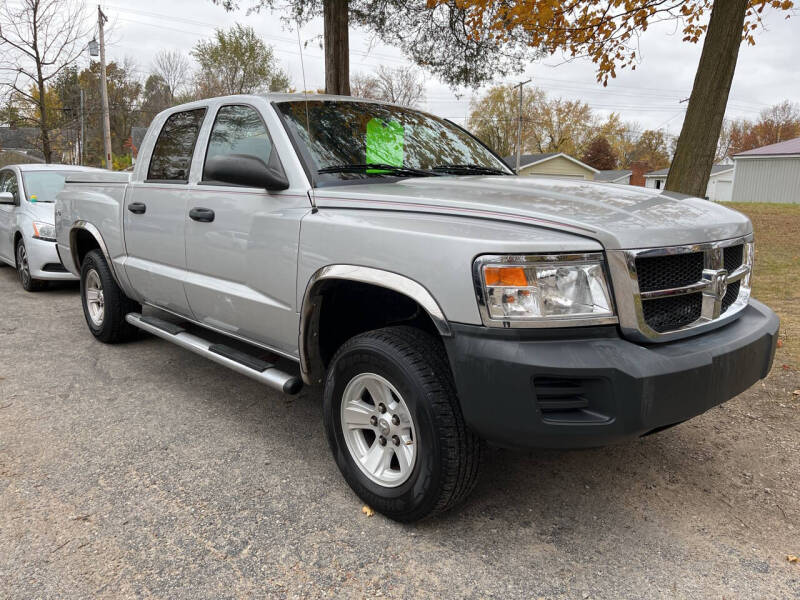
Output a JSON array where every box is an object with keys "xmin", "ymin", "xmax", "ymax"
[{"xmin": 313, "ymin": 176, "xmax": 751, "ymax": 249}]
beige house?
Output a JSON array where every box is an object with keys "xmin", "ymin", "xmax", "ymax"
[{"xmin": 504, "ymin": 153, "xmax": 598, "ymax": 181}]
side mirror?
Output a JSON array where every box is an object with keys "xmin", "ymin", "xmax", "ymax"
[
  {"xmin": 204, "ymin": 152, "xmax": 290, "ymax": 191},
  {"xmin": 0, "ymin": 191, "xmax": 14, "ymax": 204}
]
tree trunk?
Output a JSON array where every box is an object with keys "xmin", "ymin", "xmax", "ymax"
[
  {"xmin": 36, "ymin": 73, "xmax": 52, "ymax": 163},
  {"xmin": 323, "ymin": 0, "xmax": 350, "ymax": 95},
  {"xmin": 665, "ymin": 0, "xmax": 748, "ymax": 197}
]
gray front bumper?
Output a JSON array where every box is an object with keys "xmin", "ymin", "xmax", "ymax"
[{"xmin": 444, "ymin": 300, "xmax": 779, "ymax": 448}]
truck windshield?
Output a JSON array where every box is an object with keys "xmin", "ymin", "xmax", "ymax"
[
  {"xmin": 275, "ymin": 100, "xmax": 511, "ymax": 184},
  {"xmin": 22, "ymin": 171, "xmax": 75, "ymax": 203}
]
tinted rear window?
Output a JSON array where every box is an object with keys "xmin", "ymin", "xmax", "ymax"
[{"xmin": 147, "ymin": 108, "xmax": 206, "ymax": 182}]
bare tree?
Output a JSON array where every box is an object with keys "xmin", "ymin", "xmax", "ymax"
[
  {"xmin": 0, "ymin": 0, "xmax": 89, "ymax": 162},
  {"xmin": 350, "ymin": 66, "xmax": 425, "ymax": 107},
  {"xmin": 350, "ymin": 72, "xmax": 380, "ymax": 100},
  {"xmin": 152, "ymin": 49, "xmax": 191, "ymax": 102}
]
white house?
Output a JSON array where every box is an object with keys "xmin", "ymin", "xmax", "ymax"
[
  {"xmin": 644, "ymin": 164, "xmax": 735, "ymax": 201},
  {"xmin": 731, "ymin": 137, "xmax": 800, "ymax": 203}
]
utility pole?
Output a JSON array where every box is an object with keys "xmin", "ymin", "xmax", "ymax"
[
  {"xmin": 514, "ymin": 79, "xmax": 531, "ymax": 173},
  {"xmin": 98, "ymin": 5, "xmax": 112, "ymax": 170},
  {"xmin": 79, "ymin": 88, "xmax": 85, "ymax": 166}
]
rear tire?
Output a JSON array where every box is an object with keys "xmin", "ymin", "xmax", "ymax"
[
  {"xmin": 323, "ymin": 326, "xmax": 482, "ymax": 522},
  {"xmin": 16, "ymin": 239, "xmax": 46, "ymax": 292},
  {"xmin": 80, "ymin": 249, "xmax": 140, "ymax": 343}
]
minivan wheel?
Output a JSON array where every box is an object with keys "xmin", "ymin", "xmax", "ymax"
[
  {"xmin": 16, "ymin": 239, "xmax": 46, "ymax": 291},
  {"xmin": 323, "ymin": 326, "xmax": 482, "ymax": 522},
  {"xmin": 80, "ymin": 249, "xmax": 140, "ymax": 343}
]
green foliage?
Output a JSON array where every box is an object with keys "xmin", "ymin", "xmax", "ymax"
[
  {"xmin": 111, "ymin": 153, "xmax": 132, "ymax": 171},
  {"xmin": 213, "ymin": 1, "xmax": 539, "ymax": 89},
  {"xmin": 78, "ymin": 60, "xmax": 143, "ymax": 166},
  {"xmin": 141, "ymin": 74, "xmax": 173, "ymax": 123},
  {"xmin": 468, "ymin": 85, "xmax": 601, "ymax": 159},
  {"xmin": 0, "ymin": 96, "xmax": 27, "ymax": 128},
  {"xmin": 629, "ymin": 129, "xmax": 670, "ymax": 171},
  {"xmin": 191, "ymin": 24, "xmax": 290, "ymax": 97}
]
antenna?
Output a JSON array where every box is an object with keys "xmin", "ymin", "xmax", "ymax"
[{"xmin": 296, "ymin": 22, "xmax": 316, "ymax": 211}]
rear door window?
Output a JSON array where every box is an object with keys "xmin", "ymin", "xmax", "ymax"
[
  {"xmin": 147, "ymin": 108, "xmax": 207, "ymax": 182},
  {"xmin": 202, "ymin": 105, "xmax": 272, "ymax": 182}
]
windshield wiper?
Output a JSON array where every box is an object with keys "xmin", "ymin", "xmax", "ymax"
[
  {"xmin": 317, "ymin": 163, "xmax": 440, "ymax": 177},
  {"xmin": 432, "ymin": 164, "xmax": 510, "ymax": 176}
]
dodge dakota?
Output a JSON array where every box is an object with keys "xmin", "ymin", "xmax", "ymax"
[{"xmin": 55, "ymin": 94, "xmax": 779, "ymax": 521}]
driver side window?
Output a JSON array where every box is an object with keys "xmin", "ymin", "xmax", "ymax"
[
  {"xmin": 202, "ymin": 105, "xmax": 273, "ymax": 183},
  {"xmin": 0, "ymin": 171, "xmax": 19, "ymax": 204}
]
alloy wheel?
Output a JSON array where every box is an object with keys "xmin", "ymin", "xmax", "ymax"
[
  {"xmin": 340, "ymin": 372, "xmax": 418, "ymax": 487},
  {"xmin": 84, "ymin": 268, "xmax": 105, "ymax": 327},
  {"xmin": 16, "ymin": 243, "xmax": 30, "ymax": 288}
]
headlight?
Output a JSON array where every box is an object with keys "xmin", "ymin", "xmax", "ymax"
[
  {"xmin": 475, "ymin": 253, "xmax": 615, "ymax": 325},
  {"xmin": 32, "ymin": 221, "xmax": 56, "ymax": 241}
]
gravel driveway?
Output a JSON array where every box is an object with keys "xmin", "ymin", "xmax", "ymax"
[{"xmin": 1, "ymin": 266, "xmax": 799, "ymax": 599}]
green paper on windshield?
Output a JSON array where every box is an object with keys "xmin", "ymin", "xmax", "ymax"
[{"xmin": 366, "ymin": 118, "xmax": 404, "ymax": 168}]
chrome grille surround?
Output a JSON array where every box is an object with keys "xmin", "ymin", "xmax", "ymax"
[{"xmin": 606, "ymin": 234, "xmax": 754, "ymax": 343}]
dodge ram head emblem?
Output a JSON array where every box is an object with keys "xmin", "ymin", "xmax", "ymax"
[
  {"xmin": 702, "ymin": 268, "xmax": 729, "ymax": 318},
  {"xmin": 711, "ymin": 269, "xmax": 728, "ymax": 299}
]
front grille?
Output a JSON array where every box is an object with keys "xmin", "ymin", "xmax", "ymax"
[
  {"xmin": 629, "ymin": 241, "xmax": 749, "ymax": 336},
  {"xmin": 611, "ymin": 237, "xmax": 752, "ymax": 341},
  {"xmin": 635, "ymin": 252, "xmax": 704, "ymax": 292},
  {"xmin": 721, "ymin": 281, "xmax": 740, "ymax": 313},
  {"xmin": 724, "ymin": 244, "xmax": 743, "ymax": 273},
  {"xmin": 641, "ymin": 293, "xmax": 703, "ymax": 332}
]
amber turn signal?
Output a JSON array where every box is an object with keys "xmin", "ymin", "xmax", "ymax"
[{"xmin": 484, "ymin": 266, "xmax": 528, "ymax": 287}]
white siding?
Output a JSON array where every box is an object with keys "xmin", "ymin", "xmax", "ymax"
[
  {"xmin": 706, "ymin": 170, "xmax": 734, "ymax": 202},
  {"xmin": 645, "ymin": 177, "xmax": 666, "ymax": 190},
  {"xmin": 714, "ymin": 180, "xmax": 733, "ymax": 202},
  {"xmin": 731, "ymin": 157, "xmax": 800, "ymax": 203}
]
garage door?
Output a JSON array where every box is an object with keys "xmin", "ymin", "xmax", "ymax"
[{"xmin": 715, "ymin": 180, "xmax": 733, "ymax": 202}]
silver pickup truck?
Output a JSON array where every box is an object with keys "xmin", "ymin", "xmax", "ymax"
[{"xmin": 56, "ymin": 94, "xmax": 779, "ymax": 521}]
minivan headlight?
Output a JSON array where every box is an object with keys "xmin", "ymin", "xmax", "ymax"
[{"xmin": 475, "ymin": 253, "xmax": 615, "ymax": 325}]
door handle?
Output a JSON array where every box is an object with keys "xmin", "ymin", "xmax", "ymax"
[
  {"xmin": 189, "ymin": 207, "xmax": 215, "ymax": 223},
  {"xmin": 127, "ymin": 202, "xmax": 146, "ymax": 214}
]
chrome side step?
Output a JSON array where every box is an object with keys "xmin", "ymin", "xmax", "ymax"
[{"xmin": 125, "ymin": 313, "xmax": 302, "ymax": 395}]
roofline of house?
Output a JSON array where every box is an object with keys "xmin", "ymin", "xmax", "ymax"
[
  {"xmin": 518, "ymin": 152, "xmax": 600, "ymax": 173},
  {"xmin": 644, "ymin": 166, "xmax": 734, "ymax": 178},
  {"xmin": 733, "ymin": 153, "xmax": 800, "ymax": 159}
]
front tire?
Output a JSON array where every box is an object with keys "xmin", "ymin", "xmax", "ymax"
[
  {"xmin": 16, "ymin": 239, "xmax": 46, "ymax": 292},
  {"xmin": 323, "ymin": 326, "xmax": 482, "ymax": 522},
  {"xmin": 80, "ymin": 249, "xmax": 140, "ymax": 343}
]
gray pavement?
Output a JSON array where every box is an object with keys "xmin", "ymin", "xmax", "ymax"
[{"xmin": 1, "ymin": 265, "xmax": 799, "ymax": 599}]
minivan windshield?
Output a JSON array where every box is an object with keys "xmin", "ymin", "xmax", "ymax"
[
  {"xmin": 22, "ymin": 171, "xmax": 76, "ymax": 203},
  {"xmin": 275, "ymin": 100, "xmax": 512, "ymax": 185}
]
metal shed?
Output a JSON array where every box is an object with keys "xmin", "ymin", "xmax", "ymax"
[{"xmin": 732, "ymin": 137, "xmax": 800, "ymax": 203}]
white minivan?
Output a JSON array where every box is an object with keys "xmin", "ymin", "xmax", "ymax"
[{"xmin": 0, "ymin": 164, "xmax": 101, "ymax": 291}]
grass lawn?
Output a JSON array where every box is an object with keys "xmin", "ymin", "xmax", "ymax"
[{"xmin": 727, "ymin": 202, "xmax": 800, "ymax": 370}]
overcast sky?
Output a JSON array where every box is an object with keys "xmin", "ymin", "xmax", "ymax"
[{"xmin": 95, "ymin": 0, "xmax": 799, "ymax": 141}]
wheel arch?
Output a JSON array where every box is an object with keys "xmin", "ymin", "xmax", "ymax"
[
  {"xmin": 299, "ymin": 265, "xmax": 452, "ymax": 385},
  {"xmin": 12, "ymin": 229, "xmax": 24, "ymax": 266},
  {"xmin": 69, "ymin": 221, "xmax": 122, "ymax": 286}
]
